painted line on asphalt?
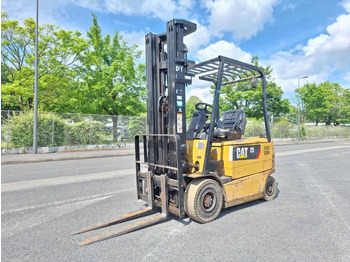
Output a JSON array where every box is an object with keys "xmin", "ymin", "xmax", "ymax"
[
  {"xmin": 276, "ymin": 145, "xmax": 350, "ymax": 157},
  {"xmin": 1, "ymin": 152, "xmax": 141, "ymax": 165},
  {"xmin": 1, "ymin": 189, "xmax": 133, "ymax": 215},
  {"xmin": 1, "ymin": 169, "xmax": 135, "ymax": 193},
  {"xmin": 2, "ymin": 195, "xmax": 116, "ymax": 239}
]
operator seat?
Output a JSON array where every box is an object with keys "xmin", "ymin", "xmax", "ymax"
[
  {"xmin": 186, "ymin": 102, "xmax": 213, "ymax": 140},
  {"xmin": 186, "ymin": 110, "xmax": 208, "ymax": 139},
  {"xmin": 213, "ymin": 109, "xmax": 246, "ymax": 140}
]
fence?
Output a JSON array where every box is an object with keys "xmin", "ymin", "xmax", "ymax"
[
  {"xmin": 1, "ymin": 111, "xmax": 146, "ymax": 150},
  {"xmin": 1, "ymin": 111, "xmax": 350, "ymax": 151}
]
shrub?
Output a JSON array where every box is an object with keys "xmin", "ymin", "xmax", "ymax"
[
  {"xmin": 271, "ymin": 121, "xmax": 294, "ymax": 138},
  {"xmin": 8, "ymin": 112, "xmax": 65, "ymax": 147},
  {"xmin": 306, "ymin": 126, "xmax": 327, "ymax": 138},
  {"xmin": 64, "ymin": 119, "xmax": 106, "ymax": 145},
  {"xmin": 301, "ymin": 125, "xmax": 307, "ymax": 140},
  {"xmin": 128, "ymin": 116, "xmax": 146, "ymax": 139},
  {"xmin": 244, "ymin": 120, "xmax": 265, "ymax": 137}
]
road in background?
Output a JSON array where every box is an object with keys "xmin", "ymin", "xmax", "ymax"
[{"xmin": 2, "ymin": 141, "xmax": 350, "ymax": 261}]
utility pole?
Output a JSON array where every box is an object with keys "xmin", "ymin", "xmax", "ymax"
[
  {"xmin": 297, "ymin": 76, "xmax": 308, "ymax": 140},
  {"xmin": 33, "ymin": 0, "xmax": 39, "ymax": 154}
]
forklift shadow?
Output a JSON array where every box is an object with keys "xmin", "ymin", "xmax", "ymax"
[
  {"xmin": 169, "ymin": 213, "xmax": 193, "ymax": 226},
  {"xmin": 219, "ymin": 182, "xmax": 280, "ymax": 219},
  {"xmin": 276, "ymin": 183, "xmax": 280, "ymax": 198},
  {"xmin": 146, "ymin": 184, "xmax": 279, "ymax": 226}
]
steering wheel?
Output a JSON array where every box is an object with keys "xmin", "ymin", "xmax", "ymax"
[{"xmin": 195, "ymin": 102, "xmax": 213, "ymax": 115}]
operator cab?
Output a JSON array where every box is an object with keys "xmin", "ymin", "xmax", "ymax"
[
  {"xmin": 213, "ymin": 109, "xmax": 246, "ymax": 140},
  {"xmin": 186, "ymin": 102, "xmax": 246, "ymax": 140}
]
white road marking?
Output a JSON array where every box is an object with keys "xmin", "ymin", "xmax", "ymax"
[
  {"xmin": 298, "ymin": 161, "xmax": 350, "ymax": 232},
  {"xmin": 1, "ymin": 169, "xmax": 135, "ymax": 192},
  {"xmin": 276, "ymin": 145, "xmax": 350, "ymax": 157},
  {"xmin": 2, "ymin": 195, "xmax": 112, "ymax": 238},
  {"xmin": 1, "ymin": 189, "xmax": 133, "ymax": 215}
]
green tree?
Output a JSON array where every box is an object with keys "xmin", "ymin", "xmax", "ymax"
[
  {"xmin": 1, "ymin": 12, "xmax": 86, "ymax": 111},
  {"xmin": 216, "ymin": 56, "xmax": 290, "ymax": 120},
  {"xmin": 128, "ymin": 114, "xmax": 147, "ymax": 139},
  {"xmin": 186, "ymin": 96, "xmax": 202, "ymax": 119},
  {"xmin": 7, "ymin": 111, "xmax": 65, "ymax": 147},
  {"xmin": 339, "ymin": 89, "xmax": 350, "ymax": 124},
  {"xmin": 296, "ymin": 81, "xmax": 349, "ymax": 125},
  {"xmin": 76, "ymin": 14, "xmax": 146, "ymax": 140}
]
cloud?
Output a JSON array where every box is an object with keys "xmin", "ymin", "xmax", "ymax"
[
  {"xmin": 302, "ymin": 34, "xmax": 328, "ymax": 56},
  {"xmin": 196, "ymin": 40, "xmax": 252, "ymax": 63},
  {"xmin": 268, "ymin": 11, "xmax": 350, "ymax": 92},
  {"xmin": 186, "ymin": 83, "xmax": 213, "ymax": 104},
  {"xmin": 77, "ymin": 0, "xmax": 195, "ymax": 21},
  {"xmin": 1, "ymin": 0, "xmax": 196, "ymax": 26},
  {"xmin": 342, "ymin": 0, "xmax": 350, "ymax": 12},
  {"xmin": 120, "ymin": 30, "xmax": 146, "ymax": 49},
  {"xmin": 345, "ymin": 72, "xmax": 350, "ymax": 82},
  {"xmin": 282, "ymin": 3, "xmax": 296, "ymax": 11},
  {"xmin": 189, "ymin": 40, "xmax": 253, "ymax": 101},
  {"xmin": 204, "ymin": 0, "xmax": 279, "ymax": 39},
  {"xmin": 1, "ymin": 0, "xmax": 99, "ymax": 32},
  {"xmin": 103, "ymin": 0, "xmax": 176, "ymax": 21},
  {"xmin": 120, "ymin": 30, "xmax": 146, "ymax": 62},
  {"xmin": 74, "ymin": 0, "xmax": 106, "ymax": 12},
  {"xmin": 188, "ymin": 40, "xmax": 253, "ymax": 103},
  {"xmin": 184, "ymin": 20, "xmax": 211, "ymax": 56},
  {"xmin": 2, "ymin": 0, "xmax": 64, "ymax": 27}
]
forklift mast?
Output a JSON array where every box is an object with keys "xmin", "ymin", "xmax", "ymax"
[
  {"xmin": 145, "ymin": 19, "xmax": 196, "ymax": 166},
  {"xmin": 135, "ymin": 19, "xmax": 197, "ymax": 219}
]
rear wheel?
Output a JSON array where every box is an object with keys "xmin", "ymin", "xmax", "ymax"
[
  {"xmin": 263, "ymin": 176, "xmax": 277, "ymax": 201},
  {"xmin": 185, "ymin": 178, "xmax": 223, "ymax": 223}
]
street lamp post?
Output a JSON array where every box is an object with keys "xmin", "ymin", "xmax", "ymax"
[
  {"xmin": 33, "ymin": 0, "xmax": 39, "ymax": 154},
  {"xmin": 297, "ymin": 76, "xmax": 308, "ymax": 140}
]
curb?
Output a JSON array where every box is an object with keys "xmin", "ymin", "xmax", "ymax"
[
  {"xmin": 1, "ymin": 152, "xmax": 139, "ymax": 165},
  {"xmin": 273, "ymin": 139, "xmax": 336, "ymax": 146}
]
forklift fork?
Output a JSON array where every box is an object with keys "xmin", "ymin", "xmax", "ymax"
[{"xmin": 72, "ymin": 174, "xmax": 168, "ymax": 246}]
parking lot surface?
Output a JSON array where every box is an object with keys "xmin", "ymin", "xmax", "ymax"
[{"xmin": 2, "ymin": 141, "xmax": 350, "ymax": 261}]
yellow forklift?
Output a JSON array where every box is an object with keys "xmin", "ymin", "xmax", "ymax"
[{"xmin": 73, "ymin": 19, "xmax": 276, "ymax": 245}]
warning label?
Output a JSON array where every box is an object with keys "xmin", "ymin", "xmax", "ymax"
[
  {"xmin": 177, "ymin": 113, "xmax": 183, "ymax": 133},
  {"xmin": 229, "ymin": 145, "xmax": 261, "ymax": 161}
]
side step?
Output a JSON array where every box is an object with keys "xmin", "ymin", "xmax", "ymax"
[{"xmin": 72, "ymin": 174, "xmax": 168, "ymax": 246}]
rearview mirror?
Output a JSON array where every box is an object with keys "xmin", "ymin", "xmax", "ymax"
[{"xmin": 251, "ymin": 77, "xmax": 257, "ymax": 88}]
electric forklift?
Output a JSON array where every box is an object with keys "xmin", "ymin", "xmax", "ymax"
[{"xmin": 73, "ymin": 19, "xmax": 276, "ymax": 245}]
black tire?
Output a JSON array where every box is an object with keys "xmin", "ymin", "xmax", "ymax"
[
  {"xmin": 263, "ymin": 176, "xmax": 277, "ymax": 201},
  {"xmin": 185, "ymin": 178, "xmax": 223, "ymax": 223}
]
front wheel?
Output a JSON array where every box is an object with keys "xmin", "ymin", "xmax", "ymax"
[
  {"xmin": 185, "ymin": 178, "xmax": 223, "ymax": 223},
  {"xmin": 263, "ymin": 176, "xmax": 277, "ymax": 201}
]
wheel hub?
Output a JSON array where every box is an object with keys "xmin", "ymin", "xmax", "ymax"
[
  {"xmin": 266, "ymin": 181, "xmax": 274, "ymax": 196},
  {"xmin": 202, "ymin": 192, "xmax": 215, "ymax": 212},
  {"xmin": 203, "ymin": 194, "xmax": 213, "ymax": 208}
]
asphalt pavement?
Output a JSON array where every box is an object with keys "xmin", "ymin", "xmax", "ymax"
[{"xmin": 1, "ymin": 140, "xmax": 350, "ymax": 261}]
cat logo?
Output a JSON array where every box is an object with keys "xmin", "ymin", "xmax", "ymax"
[
  {"xmin": 237, "ymin": 147, "xmax": 248, "ymax": 159},
  {"xmin": 229, "ymin": 145, "xmax": 261, "ymax": 161}
]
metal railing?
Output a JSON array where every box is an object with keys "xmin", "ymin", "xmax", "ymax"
[{"xmin": 1, "ymin": 110, "xmax": 146, "ymax": 150}]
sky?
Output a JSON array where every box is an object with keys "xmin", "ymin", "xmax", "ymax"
[{"xmin": 2, "ymin": 0, "xmax": 350, "ymax": 103}]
